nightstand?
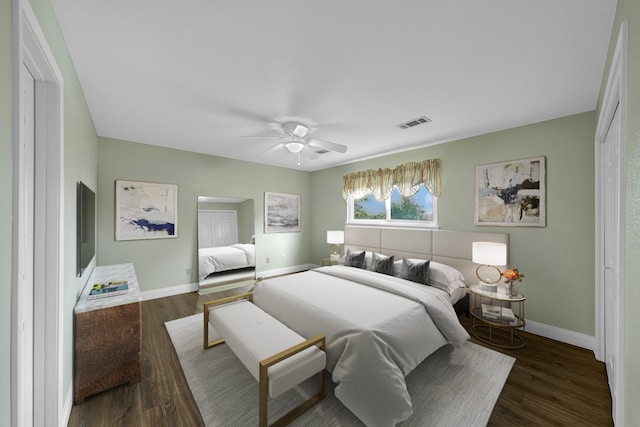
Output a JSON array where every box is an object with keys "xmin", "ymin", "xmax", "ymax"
[
  {"xmin": 321, "ymin": 256, "xmax": 340, "ymax": 266},
  {"xmin": 468, "ymin": 285, "xmax": 526, "ymax": 349},
  {"xmin": 73, "ymin": 263, "xmax": 142, "ymax": 403}
]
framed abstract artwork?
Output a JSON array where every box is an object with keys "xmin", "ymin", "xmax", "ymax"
[
  {"xmin": 475, "ymin": 156, "xmax": 546, "ymax": 227},
  {"xmin": 115, "ymin": 180, "xmax": 178, "ymax": 240},
  {"xmin": 264, "ymin": 192, "xmax": 300, "ymax": 233}
]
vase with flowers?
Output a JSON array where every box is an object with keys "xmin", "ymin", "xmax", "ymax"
[{"xmin": 503, "ymin": 268, "xmax": 525, "ymax": 297}]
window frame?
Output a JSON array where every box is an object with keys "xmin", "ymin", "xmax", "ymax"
[{"xmin": 346, "ymin": 185, "xmax": 438, "ymax": 228}]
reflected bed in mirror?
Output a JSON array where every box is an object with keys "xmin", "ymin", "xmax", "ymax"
[{"xmin": 197, "ymin": 196, "xmax": 255, "ymax": 291}]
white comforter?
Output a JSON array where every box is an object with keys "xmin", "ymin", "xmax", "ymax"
[
  {"xmin": 253, "ymin": 266, "xmax": 469, "ymax": 427},
  {"xmin": 198, "ymin": 243, "xmax": 255, "ymax": 280}
]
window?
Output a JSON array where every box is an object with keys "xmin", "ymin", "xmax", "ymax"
[
  {"xmin": 391, "ymin": 185, "xmax": 434, "ymax": 221},
  {"xmin": 348, "ymin": 184, "xmax": 437, "ymax": 226},
  {"xmin": 354, "ymin": 195, "xmax": 386, "ymax": 219},
  {"xmin": 343, "ymin": 159, "xmax": 440, "ymax": 227}
]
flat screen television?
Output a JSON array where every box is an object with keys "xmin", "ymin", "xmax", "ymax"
[{"xmin": 76, "ymin": 181, "xmax": 96, "ymax": 277}]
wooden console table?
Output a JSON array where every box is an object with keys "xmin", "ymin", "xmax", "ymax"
[{"xmin": 74, "ymin": 263, "xmax": 142, "ymax": 404}]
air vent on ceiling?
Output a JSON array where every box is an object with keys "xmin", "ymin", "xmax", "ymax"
[{"xmin": 396, "ymin": 116, "xmax": 431, "ymax": 130}]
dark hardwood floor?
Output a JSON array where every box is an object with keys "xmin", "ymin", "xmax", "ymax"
[{"xmin": 67, "ymin": 286, "xmax": 613, "ymax": 426}]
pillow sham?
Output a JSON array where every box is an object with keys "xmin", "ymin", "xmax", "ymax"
[
  {"xmin": 371, "ymin": 252, "xmax": 395, "ymax": 276},
  {"xmin": 363, "ymin": 251, "xmax": 374, "ymax": 270},
  {"xmin": 344, "ymin": 249, "xmax": 366, "ymax": 268},
  {"xmin": 428, "ymin": 261, "xmax": 467, "ymax": 294},
  {"xmin": 401, "ymin": 258, "xmax": 430, "ymax": 285}
]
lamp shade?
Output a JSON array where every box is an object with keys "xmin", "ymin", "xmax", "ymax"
[
  {"xmin": 327, "ymin": 230, "xmax": 344, "ymax": 245},
  {"xmin": 285, "ymin": 141, "xmax": 304, "ymax": 153},
  {"xmin": 472, "ymin": 242, "xmax": 507, "ymax": 266}
]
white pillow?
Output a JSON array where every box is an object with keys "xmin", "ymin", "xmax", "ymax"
[
  {"xmin": 363, "ymin": 251, "xmax": 374, "ymax": 270},
  {"xmin": 393, "ymin": 259, "xmax": 466, "ymax": 295},
  {"xmin": 428, "ymin": 261, "xmax": 467, "ymax": 294},
  {"xmin": 364, "ymin": 251, "xmax": 393, "ymax": 271}
]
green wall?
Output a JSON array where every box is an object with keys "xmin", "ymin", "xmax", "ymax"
[
  {"xmin": 0, "ymin": 0, "xmax": 13, "ymax": 423},
  {"xmin": 600, "ymin": 0, "xmax": 640, "ymax": 422},
  {"xmin": 311, "ymin": 112, "xmax": 597, "ymax": 335},
  {"xmin": 97, "ymin": 137, "xmax": 311, "ymax": 289},
  {"xmin": 1, "ymin": 1, "xmax": 632, "ymax": 424}
]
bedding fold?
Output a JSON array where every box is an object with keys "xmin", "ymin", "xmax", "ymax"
[
  {"xmin": 315, "ymin": 266, "xmax": 470, "ymax": 347},
  {"xmin": 198, "ymin": 244, "xmax": 255, "ymax": 280},
  {"xmin": 253, "ymin": 266, "xmax": 469, "ymax": 427}
]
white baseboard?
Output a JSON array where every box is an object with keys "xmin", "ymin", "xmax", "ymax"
[
  {"xmin": 256, "ymin": 264, "xmax": 316, "ymax": 279},
  {"xmin": 139, "ymin": 265, "xmax": 315, "ymax": 301},
  {"xmin": 525, "ymin": 319, "xmax": 596, "ymax": 352},
  {"xmin": 61, "ymin": 382, "xmax": 73, "ymax": 427},
  {"xmin": 141, "ymin": 282, "xmax": 199, "ymax": 301},
  {"xmin": 139, "ymin": 271, "xmax": 597, "ymax": 354}
]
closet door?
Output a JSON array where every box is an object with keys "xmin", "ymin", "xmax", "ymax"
[
  {"xmin": 198, "ymin": 212, "xmax": 213, "ymax": 248},
  {"xmin": 199, "ymin": 210, "xmax": 238, "ymax": 248},
  {"xmin": 211, "ymin": 211, "xmax": 238, "ymax": 247}
]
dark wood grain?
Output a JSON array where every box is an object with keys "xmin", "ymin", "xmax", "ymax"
[
  {"xmin": 68, "ymin": 286, "xmax": 612, "ymax": 426},
  {"xmin": 74, "ymin": 301, "xmax": 142, "ymax": 404}
]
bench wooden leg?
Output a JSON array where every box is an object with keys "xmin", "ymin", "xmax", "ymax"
[
  {"xmin": 259, "ymin": 335, "xmax": 326, "ymax": 427},
  {"xmin": 203, "ymin": 292, "xmax": 254, "ymax": 349},
  {"xmin": 203, "ymin": 294, "xmax": 326, "ymax": 426}
]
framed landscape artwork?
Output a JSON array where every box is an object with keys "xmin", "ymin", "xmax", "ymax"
[
  {"xmin": 264, "ymin": 192, "xmax": 300, "ymax": 233},
  {"xmin": 115, "ymin": 180, "xmax": 178, "ymax": 240},
  {"xmin": 475, "ymin": 156, "xmax": 546, "ymax": 227}
]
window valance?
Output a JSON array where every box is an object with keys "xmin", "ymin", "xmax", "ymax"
[{"xmin": 342, "ymin": 159, "xmax": 441, "ymax": 200}]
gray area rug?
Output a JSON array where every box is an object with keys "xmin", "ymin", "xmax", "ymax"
[{"xmin": 165, "ymin": 314, "xmax": 515, "ymax": 426}]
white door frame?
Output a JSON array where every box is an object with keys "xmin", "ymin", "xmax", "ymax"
[
  {"xmin": 11, "ymin": 1, "xmax": 64, "ymax": 426},
  {"xmin": 594, "ymin": 20, "xmax": 627, "ymax": 426}
]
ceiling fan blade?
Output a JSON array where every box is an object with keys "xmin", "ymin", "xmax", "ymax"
[
  {"xmin": 302, "ymin": 147, "xmax": 319, "ymax": 160},
  {"xmin": 307, "ymin": 138, "xmax": 347, "ymax": 154},
  {"xmin": 262, "ymin": 143, "xmax": 286, "ymax": 156},
  {"xmin": 292, "ymin": 124, "xmax": 310, "ymax": 138}
]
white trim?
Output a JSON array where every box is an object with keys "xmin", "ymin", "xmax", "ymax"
[
  {"xmin": 257, "ymin": 264, "xmax": 316, "ymax": 279},
  {"xmin": 141, "ymin": 264, "xmax": 314, "ymax": 301},
  {"xmin": 11, "ymin": 1, "xmax": 65, "ymax": 426},
  {"xmin": 139, "ymin": 276, "xmax": 598, "ymax": 355},
  {"xmin": 61, "ymin": 385, "xmax": 74, "ymax": 427},
  {"xmin": 594, "ymin": 20, "xmax": 627, "ymax": 427},
  {"xmin": 135, "ymin": 278, "xmax": 601, "ymax": 355},
  {"xmin": 525, "ymin": 320, "xmax": 596, "ymax": 351},
  {"xmin": 346, "ymin": 187, "xmax": 438, "ymax": 228},
  {"xmin": 141, "ymin": 282, "xmax": 200, "ymax": 301}
]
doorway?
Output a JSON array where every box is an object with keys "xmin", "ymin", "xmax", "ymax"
[
  {"xmin": 595, "ymin": 21, "xmax": 627, "ymax": 426},
  {"xmin": 12, "ymin": 1, "xmax": 64, "ymax": 426}
]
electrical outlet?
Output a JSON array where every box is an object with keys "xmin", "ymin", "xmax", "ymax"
[
  {"xmin": 186, "ymin": 268, "xmax": 191, "ymax": 276},
  {"xmin": 266, "ymin": 257, "xmax": 270, "ymax": 263}
]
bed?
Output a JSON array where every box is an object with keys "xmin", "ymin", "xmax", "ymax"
[
  {"xmin": 253, "ymin": 227, "xmax": 509, "ymax": 426},
  {"xmin": 198, "ymin": 243, "xmax": 256, "ymax": 281}
]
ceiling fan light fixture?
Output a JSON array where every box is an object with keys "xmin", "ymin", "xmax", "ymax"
[{"xmin": 285, "ymin": 141, "xmax": 305, "ymax": 153}]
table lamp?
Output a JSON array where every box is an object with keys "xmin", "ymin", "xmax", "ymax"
[
  {"xmin": 327, "ymin": 230, "xmax": 344, "ymax": 261},
  {"xmin": 472, "ymin": 241, "xmax": 507, "ymax": 291}
]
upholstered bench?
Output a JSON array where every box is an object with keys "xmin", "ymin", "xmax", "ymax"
[{"xmin": 203, "ymin": 292, "xmax": 326, "ymax": 427}]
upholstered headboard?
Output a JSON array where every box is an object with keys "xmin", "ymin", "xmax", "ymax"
[{"xmin": 344, "ymin": 225, "xmax": 510, "ymax": 286}]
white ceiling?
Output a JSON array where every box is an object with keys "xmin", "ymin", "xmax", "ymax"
[{"xmin": 52, "ymin": 0, "xmax": 617, "ymax": 172}]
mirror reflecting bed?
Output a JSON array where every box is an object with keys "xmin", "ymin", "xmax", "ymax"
[{"xmin": 197, "ymin": 196, "xmax": 255, "ymax": 290}]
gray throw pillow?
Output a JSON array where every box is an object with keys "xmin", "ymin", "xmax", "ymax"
[
  {"xmin": 401, "ymin": 258, "xmax": 430, "ymax": 285},
  {"xmin": 372, "ymin": 252, "xmax": 395, "ymax": 276},
  {"xmin": 344, "ymin": 249, "xmax": 366, "ymax": 268}
]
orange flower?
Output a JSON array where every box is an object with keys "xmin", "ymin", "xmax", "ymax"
[{"xmin": 503, "ymin": 268, "xmax": 524, "ymax": 283}]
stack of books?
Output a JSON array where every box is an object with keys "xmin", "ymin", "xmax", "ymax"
[
  {"xmin": 481, "ymin": 303, "xmax": 516, "ymax": 322},
  {"xmin": 88, "ymin": 280, "xmax": 129, "ymax": 300}
]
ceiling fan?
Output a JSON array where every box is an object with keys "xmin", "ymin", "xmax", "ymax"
[{"xmin": 247, "ymin": 122, "xmax": 347, "ymax": 162}]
